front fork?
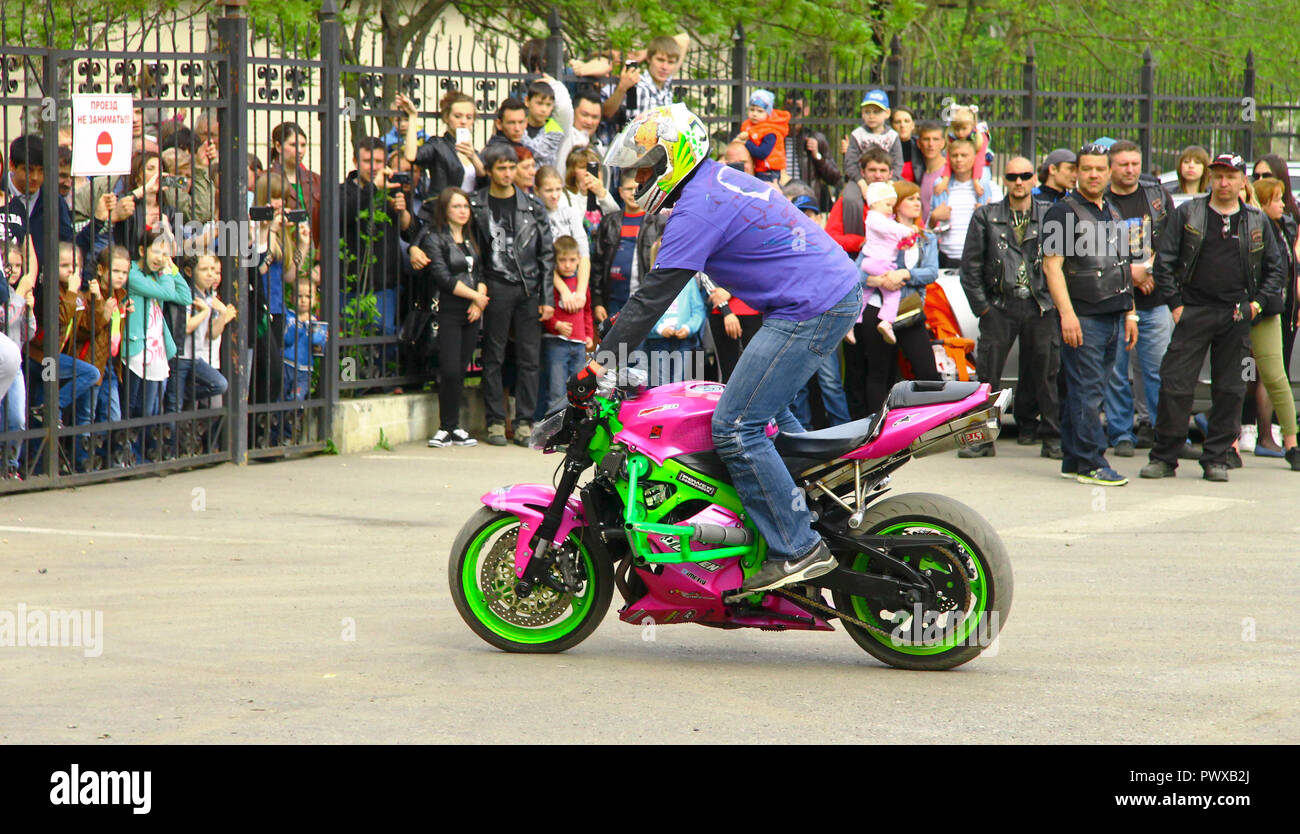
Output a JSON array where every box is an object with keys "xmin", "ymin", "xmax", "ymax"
[{"xmin": 516, "ymin": 414, "xmax": 599, "ymax": 598}]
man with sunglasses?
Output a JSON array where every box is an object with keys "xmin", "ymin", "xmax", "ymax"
[
  {"xmin": 1140, "ymin": 153, "xmax": 1286, "ymax": 482},
  {"xmin": 959, "ymin": 157, "xmax": 1061, "ymax": 459},
  {"xmin": 1102, "ymin": 140, "xmax": 1173, "ymax": 457},
  {"xmin": 1042, "ymin": 142, "xmax": 1138, "ymax": 486}
]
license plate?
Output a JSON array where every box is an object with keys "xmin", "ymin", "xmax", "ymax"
[{"xmin": 961, "ymin": 428, "xmax": 987, "ymax": 446}]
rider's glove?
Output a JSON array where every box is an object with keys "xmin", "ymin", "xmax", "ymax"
[{"xmin": 567, "ymin": 365, "xmax": 599, "ymax": 407}]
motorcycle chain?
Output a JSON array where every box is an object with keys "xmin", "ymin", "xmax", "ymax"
[{"xmin": 770, "ymin": 586, "xmax": 896, "ymax": 640}]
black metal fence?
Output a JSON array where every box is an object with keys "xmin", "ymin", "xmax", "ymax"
[{"xmin": 2, "ymin": 3, "xmax": 1297, "ymax": 494}]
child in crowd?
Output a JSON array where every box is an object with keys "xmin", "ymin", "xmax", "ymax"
[
  {"xmin": 167, "ymin": 252, "xmax": 233, "ymax": 412},
  {"xmin": 644, "ymin": 239, "xmax": 706, "ymax": 385},
  {"xmin": 536, "ymin": 235, "xmax": 593, "ymax": 419},
  {"xmin": 520, "ymin": 78, "xmax": 572, "ymax": 170},
  {"xmin": 535, "ymin": 165, "xmax": 591, "ymax": 314},
  {"xmin": 87, "ymin": 245, "xmax": 132, "ymax": 439},
  {"xmin": 283, "ymin": 279, "xmax": 325, "ymax": 401},
  {"xmin": 27, "ymin": 243, "xmax": 103, "ymax": 469},
  {"xmin": 127, "ymin": 228, "xmax": 192, "ymax": 436},
  {"xmin": 2, "ymin": 240, "xmax": 36, "ymax": 478},
  {"xmin": 934, "ymin": 104, "xmax": 994, "ymax": 197},
  {"xmin": 857, "ymin": 182, "xmax": 920, "ymax": 345},
  {"xmin": 846, "ymin": 88, "xmax": 903, "ymax": 185},
  {"xmin": 738, "ymin": 90, "xmax": 789, "ymax": 183}
]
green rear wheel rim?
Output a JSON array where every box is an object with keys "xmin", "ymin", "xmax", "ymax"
[
  {"xmin": 461, "ymin": 517, "xmax": 597, "ymax": 645},
  {"xmin": 849, "ymin": 521, "xmax": 990, "ymax": 656}
]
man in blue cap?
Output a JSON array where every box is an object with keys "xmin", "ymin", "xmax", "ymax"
[{"xmin": 845, "ymin": 88, "xmax": 903, "ymax": 183}]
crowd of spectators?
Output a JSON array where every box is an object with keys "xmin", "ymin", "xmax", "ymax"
[{"xmin": 3, "ymin": 30, "xmax": 1298, "ymax": 485}]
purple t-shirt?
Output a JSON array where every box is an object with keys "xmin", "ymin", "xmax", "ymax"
[{"xmin": 653, "ymin": 160, "xmax": 859, "ymax": 321}]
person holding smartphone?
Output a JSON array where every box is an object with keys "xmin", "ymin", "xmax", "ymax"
[{"xmin": 396, "ymin": 90, "xmax": 485, "ymax": 199}]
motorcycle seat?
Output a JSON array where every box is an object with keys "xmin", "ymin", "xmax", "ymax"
[
  {"xmin": 885, "ymin": 379, "xmax": 981, "ymax": 409},
  {"xmin": 773, "ymin": 414, "xmax": 880, "ymax": 460}
]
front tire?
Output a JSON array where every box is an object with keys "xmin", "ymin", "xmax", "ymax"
[
  {"xmin": 449, "ymin": 506, "xmax": 613, "ymax": 653},
  {"xmin": 832, "ymin": 493, "xmax": 1013, "ymax": 670}
]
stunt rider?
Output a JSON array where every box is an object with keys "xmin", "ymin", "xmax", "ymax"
[{"xmin": 567, "ymin": 104, "xmax": 863, "ymax": 593}]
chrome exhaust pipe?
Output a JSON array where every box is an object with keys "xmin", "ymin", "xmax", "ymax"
[{"xmin": 907, "ymin": 388, "xmax": 1011, "ymax": 458}]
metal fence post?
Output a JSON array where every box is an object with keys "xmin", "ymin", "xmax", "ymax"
[
  {"xmin": 1139, "ymin": 48, "xmax": 1154, "ymax": 166},
  {"xmin": 218, "ymin": 0, "xmax": 249, "ymax": 464},
  {"xmin": 319, "ymin": 0, "xmax": 341, "ymax": 437},
  {"xmin": 40, "ymin": 46, "xmax": 60, "ymax": 480},
  {"xmin": 1241, "ymin": 50, "xmax": 1256, "ymax": 159},
  {"xmin": 885, "ymin": 36, "xmax": 903, "ymax": 112},
  {"xmin": 1022, "ymin": 43, "xmax": 1037, "ymax": 160},
  {"xmin": 730, "ymin": 23, "xmax": 746, "ymax": 136},
  {"xmin": 546, "ymin": 7, "xmax": 564, "ymax": 80}
]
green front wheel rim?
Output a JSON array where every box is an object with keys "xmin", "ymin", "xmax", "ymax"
[{"xmin": 461, "ymin": 517, "xmax": 597, "ymax": 645}]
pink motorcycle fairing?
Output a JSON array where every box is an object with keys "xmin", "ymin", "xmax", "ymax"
[
  {"xmin": 620, "ymin": 504, "xmax": 833, "ymax": 631},
  {"xmin": 846, "ymin": 384, "xmax": 993, "ymax": 460},
  {"xmin": 481, "ymin": 485, "xmax": 586, "ymax": 577},
  {"xmin": 614, "ymin": 380, "xmax": 728, "ymax": 463}
]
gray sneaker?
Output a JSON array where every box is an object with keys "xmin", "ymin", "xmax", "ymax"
[
  {"xmin": 513, "ymin": 423, "xmax": 532, "ymax": 447},
  {"xmin": 739, "ymin": 541, "xmax": 837, "ymax": 593},
  {"xmin": 1139, "ymin": 460, "xmax": 1176, "ymax": 478},
  {"xmin": 486, "ymin": 424, "xmax": 507, "ymax": 446}
]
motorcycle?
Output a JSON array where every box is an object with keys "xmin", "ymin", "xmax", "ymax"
[{"xmin": 449, "ymin": 372, "xmax": 1013, "ymax": 670}]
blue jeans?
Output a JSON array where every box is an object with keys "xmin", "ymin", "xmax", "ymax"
[
  {"xmin": 126, "ymin": 371, "xmax": 166, "ymax": 461},
  {"xmin": 1103, "ymin": 305, "xmax": 1173, "ymax": 444},
  {"xmin": 1060, "ymin": 313, "xmax": 1122, "ymax": 474},
  {"xmin": 166, "ymin": 358, "xmax": 229, "ymax": 412},
  {"xmin": 792, "ymin": 349, "xmax": 852, "ymax": 428},
  {"xmin": 28, "ymin": 355, "xmax": 100, "ymax": 469},
  {"xmin": 2, "ymin": 374, "xmax": 24, "ymax": 468},
  {"xmin": 712, "ymin": 283, "xmax": 862, "ymax": 561},
  {"xmin": 283, "ymin": 365, "xmax": 313, "ymax": 401},
  {"xmin": 535, "ymin": 338, "xmax": 587, "ymax": 421}
]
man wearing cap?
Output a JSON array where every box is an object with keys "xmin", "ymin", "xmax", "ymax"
[
  {"xmin": 784, "ymin": 92, "xmax": 841, "ymax": 213},
  {"xmin": 1139, "ymin": 153, "xmax": 1286, "ymax": 482},
  {"xmin": 845, "ymin": 88, "xmax": 903, "ymax": 183},
  {"xmin": 1035, "ymin": 148, "xmax": 1077, "ymax": 204},
  {"xmin": 959, "ymin": 156, "xmax": 1061, "ymax": 459},
  {"xmin": 1042, "ymin": 142, "xmax": 1138, "ymax": 486},
  {"xmin": 1102, "ymin": 139, "xmax": 1174, "ymax": 458}
]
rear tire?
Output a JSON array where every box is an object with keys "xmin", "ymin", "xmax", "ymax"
[
  {"xmin": 449, "ymin": 507, "xmax": 613, "ymax": 653},
  {"xmin": 832, "ymin": 493, "xmax": 1012, "ymax": 670}
]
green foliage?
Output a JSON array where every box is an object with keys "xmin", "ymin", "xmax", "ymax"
[{"xmin": 374, "ymin": 427, "xmax": 392, "ymax": 451}]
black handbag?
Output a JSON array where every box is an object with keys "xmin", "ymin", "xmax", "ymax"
[{"xmin": 399, "ymin": 300, "xmax": 439, "ymax": 362}]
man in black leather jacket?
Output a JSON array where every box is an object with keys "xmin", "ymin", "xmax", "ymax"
[
  {"xmin": 959, "ymin": 156, "xmax": 1061, "ymax": 459},
  {"xmin": 1042, "ymin": 143, "xmax": 1138, "ymax": 486},
  {"xmin": 468, "ymin": 143, "xmax": 555, "ymax": 446},
  {"xmin": 1140, "ymin": 153, "xmax": 1286, "ymax": 482}
]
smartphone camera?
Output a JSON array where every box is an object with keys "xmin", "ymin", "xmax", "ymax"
[
  {"xmin": 249, "ymin": 205, "xmax": 274, "ymax": 221},
  {"xmin": 285, "ymin": 209, "xmax": 308, "ymax": 223}
]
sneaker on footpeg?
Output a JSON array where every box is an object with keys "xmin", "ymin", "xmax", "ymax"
[{"xmin": 739, "ymin": 541, "xmax": 837, "ymax": 593}]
